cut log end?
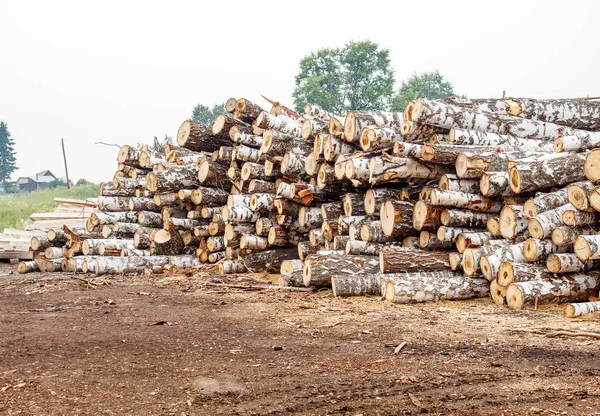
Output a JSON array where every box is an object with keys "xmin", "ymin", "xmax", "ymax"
[
  {"xmin": 584, "ymin": 149, "xmax": 600, "ymax": 182},
  {"xmin": 176, "ymin": 120, "xmax": 192, "ymax": 146},
  {"xmin": 527, "ymin": 218, "xmax": 544, "ymax": 240},
  {"xmin": 505, "ymin": 284, "xmax": 525, "ymax": 310},
  {"xmin": 508, "ymin": 167, "xmax": 521, "ymax": 194},
  {"xmin": 343, "ymin": 112, "xmax": 357, "ymax": 142},
  {"xmin": 489, "ymin": 279, "xmax": 506, "ymax": 306},
  {"xmin": 573, "ymin": 236, "xmax": 592, "ymax": 261}
]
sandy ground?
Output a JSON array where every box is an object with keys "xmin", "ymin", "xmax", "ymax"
[{"xmin": 1, "ymin": 263, "xmax": 600, "ymax": 415}]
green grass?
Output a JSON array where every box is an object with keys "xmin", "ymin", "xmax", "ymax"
[{"xmin": 0, "ymin": 183, "xmax": 99, "ymax": 231}]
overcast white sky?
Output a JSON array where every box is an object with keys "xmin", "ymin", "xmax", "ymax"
[{"xmin": 1, "ymin": 0, "xmax": 598, "ymax": 184}]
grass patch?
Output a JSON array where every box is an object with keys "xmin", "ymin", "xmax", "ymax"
[{"xmin": 0, "ymin": 183, "xmax": 99, "ymax": 231}]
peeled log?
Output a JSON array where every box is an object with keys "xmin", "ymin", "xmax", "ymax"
[
  {"xmin": 509, "ymin": 152, "xmax": 587, "ymax": 194},
  {"xmin": 506, "ymin": 272, "xmax": 600, "ymax": 310},
  {"xmin": 384, "ymin": 271, "xmax": 489, "ymax": 304},
  {"xmin": 379, "ymin": 247, "xmax": 450, "ymax": 274},
  {"xmin": 303, "ymin": 253, "xmax": 379, "ymax": 288},
  {"xmin": 564, "ymin": 301, "xmax": 600, "ymax": 318}
]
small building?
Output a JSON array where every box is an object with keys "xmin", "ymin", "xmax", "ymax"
[{"xmin": 15, "ymin": 170, "xmax": 57, "ymax": 192}]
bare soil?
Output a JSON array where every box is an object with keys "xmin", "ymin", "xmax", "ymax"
[{"xmin": 1, "ymin": 263, "xmax": 599, "ymax": 415}]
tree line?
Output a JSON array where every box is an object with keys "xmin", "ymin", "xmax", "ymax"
[{"xmin": 191, "ymin": 40, "xmax": 460, "ymax": 120}]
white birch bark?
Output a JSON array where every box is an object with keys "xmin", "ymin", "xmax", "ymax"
[
  {"xmin": 506, "ymin": 272, "xmax": 600, "ymax": 310},
  {"xmin": 479, "ymin": 242, "xmax": 526, "ymax": 281},
  {"xmin": 384, "ymin": 271, "xmax": 489, "ymax": 304},
  {"xmin": 528, "ymin": 204, "xmax": 575, "ymax": 239},
  {"xmin": 504, "ymin": 97, "xmax": 600, "ymax": 131},
  {"xmin": 344, "ymin": 110, "xmax": 403, "ymax": 143},
  {"xmin": 564, "ymin": 301, "xmax": 600, "ymax": 318},
  {"xmin": 574, "ymin": 234, "xmax": 600, "ymax": 261},
  {"xmin": 438, "ymin": 174, "xmax": 480, "ymax": 194},
  {"xmin": 369, "ymin": 155, "xmax": 445, "ymax": 185},
  {"xmin": 546, "ymin": 253, "xmax": 600, "ymax": 274},
  {"xmin": 429, "ymin": 189, "xmax": 503, "ymax": 213},
  {"xmin": 499, "ymin": 205, "xmax": 528, "ymax": 239},
  {"xmin": 256, "ymin": 111, "xmax": 302, "ymax": 138}
]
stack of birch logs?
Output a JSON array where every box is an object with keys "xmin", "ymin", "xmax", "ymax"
[{"xmin": 16, "ymin": 94, "xmax": 600, "ymax": 317}]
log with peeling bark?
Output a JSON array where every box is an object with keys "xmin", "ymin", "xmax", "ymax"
[
  {"xmin": 384, "ymin": 271, "xmax": 489, "ymax": 304},
  {"xmin": 498, "ymin": 262, "xmax": 556, "ymax": 287},
  {"xmin": 242, "ymin": 247, "xmax": 298, "ymax": 273},
  {"xmin": 379, "ymin": 200, "xmax": 415, "ymax": 236},
  {"xmin": 522, "ymin": 188, "xmax": 569, "ymax": 219},
  {"xmin": 562, "ymin": 207, "xmax": 598, "ymax": 227},
  {"xmin": 574, "ymin": 234, "xmax": 600, "ymax": 261},
  {"xmin": 369, "ymin": 154, "xmax": 445, "ymax": 185},
  {"xmin": 379, "ymin": 247, "xmax": 450, "ymax": 273},
  {"xmin": 215, "ymin": 260, "xmax": 248, "ymax": 275},
  {"xmin": 509, "ymin": 152, "xmax": 588, "ymax": 194},
  {"xmin": 255, "ymin": 112, "xmax": 302, "ymax": 138},
  {"xmin": 528, "ymin": 204, "xmax": 575, "ymax": 239},
  {"xmin": 506, "ymin": 272, "xmax": 600, "ymax": 310},
  {"xmin": 303, "ymin": 253, "xmax": 379, "ymax": 288},
  {"xmin": 522, "ymin": 238, "xmax": 569, "ymax": 262},
  {"xmin": 564, "ymin": 301, "xmax": 600, "ymax": 318}
]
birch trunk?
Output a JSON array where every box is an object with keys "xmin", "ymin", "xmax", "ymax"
[
  {"xmin": 522, "ymin": 238, "xmax": 569, "ymax": 262},
  {"xmin": 145, "ymin": 165, "xmax": 199, "ymax": 193},
  {"xmin": 504, "ymin": 97, "xmax": 600, "ymax": 131},
  {"xmin": 369, "ymin": 155, "xmax": 445, "ymax": 185},
  {"xmin": 176, "ymin": 120, "xmax": 232, "ymax": 152},
  {"xmin": 379, "ymin": 247, "xmax": 450, "ymax": 273},
  {"xmin": 384, "ymin": 271, "xmax": 489, "ymax": 304},
  {"xmin": 429, "ymin": 189, "xmax": 503, "ymax": 213},
  {"xmin": 449, "ymin": 128, "xmax": 555, "ymax": 152},
  {"xmin": 497, "ymin": 262, "xmax": 555, "ymax": 287},
  {"xmin": 153, "ymin": 229, "xmax": 185, "ymax": 256},
  {"xmin": 303, "ymin": 253, "xmax": 379, "ymax": 288},
  {"xmin": 506, "ymin": 272, "xmax": 600, "ymax": 310},
  {"xmin": 509, "ymin": 152, "xmax": 588, "ymax": 194},
  {"xmin": 479, "ymin": 242, "xmax": 526, "ymax": 281},
  {"xmin": 391, "ymin": 142, "xmax": 424, "ymax": 159},
  {"xmin": 298, "ymin": 241, "xmax": 318, "ymax": 260},
  {"xmin": 413, "ymin": 201, "xmax": 444, "ymax": 231},
  {"xmin": 528, "ymin": 204, "xmax": 575, "ymax": 239},
  {"xmin": 190, "ymin": 187, "xmax": 229, "ymax": 206},
  {"xmin": 562, "ymin": 207, "xmax": 598, "ymax": 227},
  {"xmin": 332, "ymin": 274, "xmax": 383, "ymax": 297},
  {"xmin": 490, "ymin": 279, "xmax": 506, "ymax": 305},
  {"xmin": 242, "ymin": 247, "xmax": 298, "ymax": 273},
  {"xmin": 448, "ymin": 253, "xmax": 462, "ymax": 271},
  {"xmin": 547, "ymin": 253, "xmax": 600, "ymax": 274},
  {"xmin": 566, "ymin": 181, "xmax": 596, "ymax": 212},
  {"xmin": 215, "ymin": 260, "xmax": 247, "ymax": 274},
  {"xmin": 437, "ymin": 227, "xmax": 482, "ymax": 243},
  {"xmin": 564, "ymin": 301, "xmax": 600, "ymax": 318},
  {"xmin": 419, "ymin": 230, "xmax": 454, "ymax": 250},
  {"xmin": 117, "ymin": 145, "xmax": 142, "ymax": 167},
  {"xmin": 95, "ymin": 256, "xmax": 170, "ymax": 276},
  {"xmin": 456, "ymin": 232, "xmax": 493, "ymax": 253},
  {"xmin": 522, "ymin": 187, "xmax": 570, "ymax": 218},
  {"xmin": 380, "ymin": 200, "xmax": 415, "ymax": 236},
  {"xmin": 255, "ymin": 112, "xmax": 302, "ymax": 138},
  {"xmin": 440, "ymin": 208, "xmax": 494, "ymax": 228},
  {"xmin": 556, "ymin": 132, "xmax": 600, "ymax": 152}
]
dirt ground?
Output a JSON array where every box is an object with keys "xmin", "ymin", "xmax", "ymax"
[{"xmin": 1, "ymin": 263, "xmax": 599, "ymax": 415}]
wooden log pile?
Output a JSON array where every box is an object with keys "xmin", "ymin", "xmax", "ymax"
[{"xmin": 16, "ymin": 95, "xmax": 600, "ymax": 318}]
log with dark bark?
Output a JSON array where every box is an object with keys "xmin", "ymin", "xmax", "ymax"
[
  {"xmin": 153, "ymin": 229, "xmax": 185, "ymax": 256},
  {"xmin": 379, "ymin": 247, "xmax": 450, "ymax": 273},
  {"xmin": 177, "ymin": 120, "xmax": 231, "ymax": 152},
  {"xmin": 242, "ymin": 247, "xmax": 298, "ymax": 273},
  {"xmin": 506, "ymin": 272, "xmax": 600, "ymax": 310},
  {"xmin": 303, "ymin": 253, "xmax": 379, "ymax": 288}
]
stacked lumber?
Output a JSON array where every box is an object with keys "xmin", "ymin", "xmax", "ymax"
[
  {"xmin": 14, "ymin": 95, "xmax": 600, "ymax": 318},
  {"xmin": 0, "ymin": 198, "xmax": 96, "ymax": 260}
]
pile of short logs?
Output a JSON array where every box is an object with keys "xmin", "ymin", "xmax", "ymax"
[{"xmin": 17, "ymin": 95, "xmax": 600, "ymax": 317}]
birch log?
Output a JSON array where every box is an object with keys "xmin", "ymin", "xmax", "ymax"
[
  {"xmin": 379, "ymin": 247, "xmax": 450, "ymax": 273},
  {"xmin": 564, "ymin": 301, "xmax": 600, "ymax": 318},
  {"xmin": 528, "ymin": 204, "xmax": 575, "ymax": 239},
  {"xmin": 546, "ymin": 253, "xmax": 600, "ymax": 274},
  {"xmin": 384, "ymin": 271, "xmax": 489, "ymax": 304},
  {"xmin": 506, "ymin": 272, "xmax": 600, "ymax": 310},
  {"xmin": 303, "ymin": 253, "xmax": 379, "ymax": 288}
]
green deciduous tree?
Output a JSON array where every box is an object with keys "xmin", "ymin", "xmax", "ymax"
[
  {"xmin": 293, "ymin": 41, "xmax": 395, "ymax": 114},
  {"xmin": 0, "ymin": 121, "xmax": 17, "ymax": 192},
  {"xmin": 191, "ymin": 103, "xmax": 224, "ymax": 124},
  {"xmin": 391, "ymin": 70, "xmax": 460, "ymax": 111}
]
